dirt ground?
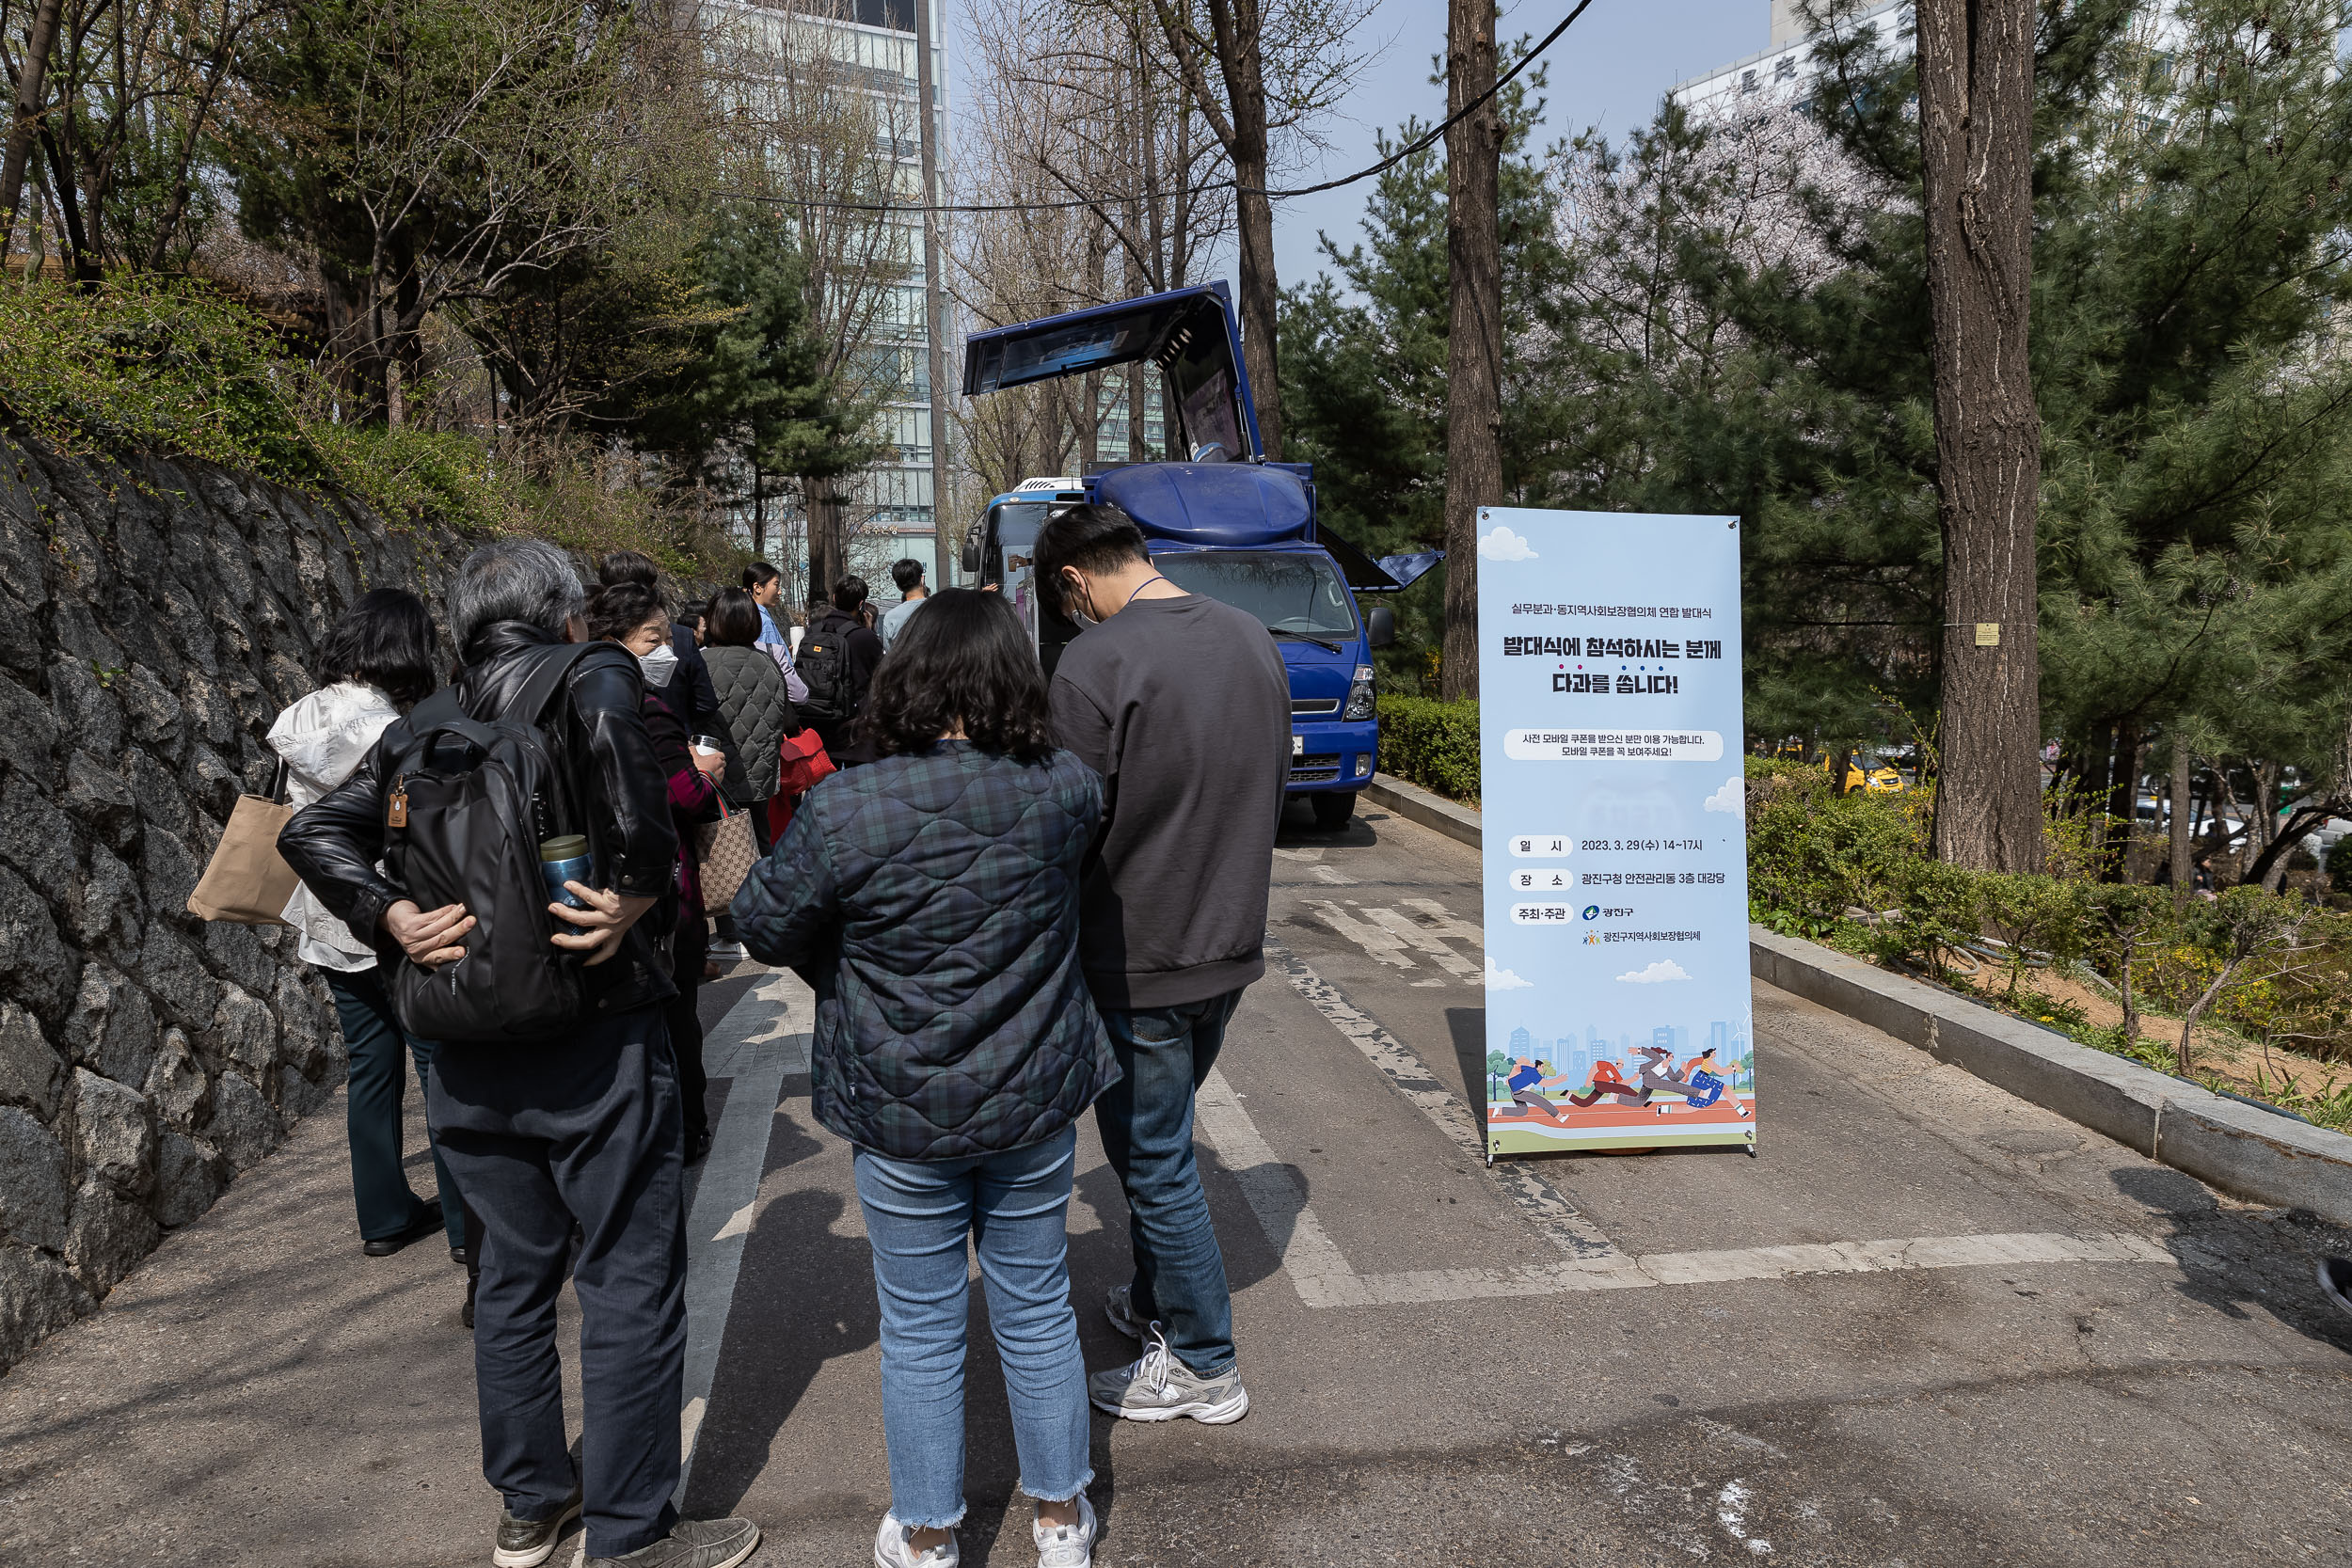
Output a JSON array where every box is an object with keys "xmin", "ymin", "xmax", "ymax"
[{"xmin": 1934, "ymin": 956, "xmax": 2352, "ymax": 1125}]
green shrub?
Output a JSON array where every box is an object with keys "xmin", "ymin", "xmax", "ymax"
[
  {"xmin": 1376, "ymin": 695, "xmax": 1480, "ymax": 800},
  {"xmin": 0, "ymin": 275, "xmax": 724, "ymax": 573},
  {"xmin": 1745, "ymin": 767, "xmax": 1918, "ymax": 938},
  {"xmin": 1974, "ymin": 871, "xmax": 2090, "ymax": 1000}
]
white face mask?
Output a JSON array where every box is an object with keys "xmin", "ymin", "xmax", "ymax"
[{"xmin": 637, "ymin": 642, "xmax": 678, "ymax": 689}]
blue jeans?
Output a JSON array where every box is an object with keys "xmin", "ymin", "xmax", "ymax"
[
  {"xmin": 853, "ymin": 1126, "xmax": 1092, "ymax": 1529},
  {"xmin": 1092, "ymin": 990, "xmax": 1243, "ymax": 1377},
  {"xmin": 323, "ymin": 967, "xmax": 462, "ymax": 1246}
]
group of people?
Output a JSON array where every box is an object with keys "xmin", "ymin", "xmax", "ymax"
[{"xmin": 267, "ymin": 503, "xmax": 1290, "ymax": 1568}]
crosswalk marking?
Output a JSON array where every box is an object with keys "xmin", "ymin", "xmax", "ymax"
[
  {"xmin": 1310, "ymin": 900, "xmax": 1420, "ymax": 970},
  {"xmin": 1367, "ymin": 906, "xmax": 1479, "ymax": 981},
  {"xmin": 1308, "ymin": 898, "xmax": 1485, "ymax": 983},
  {"xmin": 675, "ymin": 969, "xmax": 808, "ymax": 1506}
]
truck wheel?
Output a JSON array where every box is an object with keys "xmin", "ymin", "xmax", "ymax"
[{"xmin": 1311, "ymin": 791, "xmax": 1356, "ymax": 831}]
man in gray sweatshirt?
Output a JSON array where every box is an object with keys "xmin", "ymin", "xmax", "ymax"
[{"xmin": 1037, "ymin": 502, "xmax": 1291, "ymax": 1426}]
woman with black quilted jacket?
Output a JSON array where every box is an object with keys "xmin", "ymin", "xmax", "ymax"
[
  {"xmin": 732, "ymin": 588, "xmax": 1116, "ymax": 1568},
  {"xmin": 701, "ymin": 588, "xmax": 800, "ymax": 842}
]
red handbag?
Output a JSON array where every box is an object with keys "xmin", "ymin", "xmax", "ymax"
[{"xmin": 768, "ymin": 729, "xmax": 837, "ymax": 840}]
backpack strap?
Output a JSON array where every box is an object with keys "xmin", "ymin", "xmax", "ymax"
[
  {"xmin": 504, "ymin": 641, "xmax": 604, "ymax": 730},
  {"xmin": 390, "ymin": 686, "xmax": 501, "ymax": 770}
]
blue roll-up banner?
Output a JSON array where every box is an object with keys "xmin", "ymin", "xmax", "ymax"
[{"xmin": 1476, "ymin": 510, "xmax": 1756, "ymax": 1160}]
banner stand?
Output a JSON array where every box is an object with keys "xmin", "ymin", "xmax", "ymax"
[{"xmin": 1475, "ymin": 508, "xmax": 1758, "ymax": 1164}]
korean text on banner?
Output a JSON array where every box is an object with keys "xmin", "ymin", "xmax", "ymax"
[{"xmin": 1476, "ymin": 511, "xmax": 1757, "ymax": 1159}]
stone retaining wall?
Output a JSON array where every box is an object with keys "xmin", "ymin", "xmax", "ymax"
[{"xmin": 0, "ymin": 435, "xmax": 460, "ymax": 1374}]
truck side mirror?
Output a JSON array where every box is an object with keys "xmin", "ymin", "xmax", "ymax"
[{"xmin": 1367, "ymin": 604, "xmax": 1396, "ymax": 648}]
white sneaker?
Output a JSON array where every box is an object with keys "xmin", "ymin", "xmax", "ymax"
[
  {"xmin": 1087, "ymin": 1323, "xmax": 1249, "ymax": 1424},
  {"xmin": 1104, "ymin": 1282, "xmax": 1144, "ymax": 1339},
  {"xmin": 1033, "ymin": 1495, "xmax": 1096, "ymax": 1568},
  {"xmin": 708, "ymin": 941, "xmax": 747, "ymax": 961},
  {"xmin": 874, "ymin": 1514, "xmax": 958, "ymax": 1568}
]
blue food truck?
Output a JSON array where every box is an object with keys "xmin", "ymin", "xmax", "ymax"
[{"xmin": 960, "ymin": 281, "xmax": 1416, "ymax": 830}]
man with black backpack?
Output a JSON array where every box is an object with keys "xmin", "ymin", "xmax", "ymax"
[
  {"xmin": 279, "ymin": 540, "xmax": 761, "ymax": 1568},
  {"xmin": 797, "ymin": 575, "xmax": 883, "ymax": 767}
]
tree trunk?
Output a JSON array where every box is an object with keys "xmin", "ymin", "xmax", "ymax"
[
  {"xmin": 1078, "ymin": 371, "xmax": 1101, "ymax": 472},
  {"xmin": 2244, "ymin": 805, "xmax": 2338, "ymax": 890},
  {"xmin": 0, "ymin": 0, "xmax": 66, "ymax": 257},
  {"xmin": 2169, "ymin": 734, "xmax": 2192, "ymax": 910},
  {"xmin": 1198, "ymin": 0, "xmax": 1282, "ymax": 459},
  {"xmin": 1439, "ymin": 0, "xmax": 1501, "ymax": 704},
  {"xmin": 1126, "ymin": 360, "xmax": 1150, "ymax": 461},
  {"xmin": 1231, "ymin": 145, "xmax": 1282, "ymax": 459},
  {"xmin": 2100, "ymin": 719, "xmax": 2139, "ymax": 879},
  {"xmin": 1917, "ymin": 0, "xmax": 2044, "ymax": 872},
  {"xmin": 751, "ymin": 463, "xmax": 768, "ymax": 562},
  {"xmin": 805, "ymin": 478, "xmax": 842, "ymax": 610},
  {"xmin": 912, "ymin": 0, "xmax": 955, "ymax": 590},
  {"xmin": 37, "ymin": 128, "xmax": 91, "ymax": 280}
]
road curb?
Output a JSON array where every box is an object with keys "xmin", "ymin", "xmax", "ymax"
[
  {"xmin": 1362, "ymin": 772, "xmax": 1482, "ymax": 849},
  {"xmin": 1747, "ymin": 927, "xmax": 2352, "ymax": 1226},
  {"xmin": 1364, "ymin": 775, "xmax": 2352, "ymax": 1223}
]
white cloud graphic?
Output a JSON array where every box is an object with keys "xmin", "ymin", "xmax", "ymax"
[
  {"xmin": 1703, "ymin": 776, "xmax": 1742, "ymax": 815},
  {"xmin": 1485, "ymin": 957, "xmax": 1533, "ymax": 990},
  {"xmin": 1616, "ymin": 959, "xmax": 1692, "ymax": 985},
  {"xmin": 1477, "ymin": 524, "xmax": 1538, "ymax": 562}
]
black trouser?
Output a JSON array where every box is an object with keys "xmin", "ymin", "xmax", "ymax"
[
  {"xmin": 428, "ymin": 1006, "xmax": 686, "ymax": 1560},
  {"xmin": 668, "ymin": 911, "xmax": 709, "ymax": 1145},
  {"xmin": 322, "ymin": 968, "xmax": 461, "ymax": 1246}
]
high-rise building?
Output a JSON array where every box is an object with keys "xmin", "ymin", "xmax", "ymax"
[
  {"xmin": 1670, "ymin": 1, "xmax": 1906, "ymax": 116},
  {"xmin": 1509, "ymin": 1025, "xmax": 1534, "ymax": 1056},
  {"xmin": 706, "ymin": 0, "xmax": 953, "ymax": 587}
]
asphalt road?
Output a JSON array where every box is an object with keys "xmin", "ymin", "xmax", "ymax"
[{"xmin": 6, "ymin": 801, "xmax": 2352, "ymax": 1566}]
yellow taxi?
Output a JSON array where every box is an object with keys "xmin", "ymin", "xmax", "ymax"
[{"xmin": 1825, "ymin": 747, "xmax": 1908, "ymax": 795}]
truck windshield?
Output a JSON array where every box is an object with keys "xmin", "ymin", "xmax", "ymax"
[{"xmin": 1156, "ymin": 550, "xmax": 1359, "ymax": 640}]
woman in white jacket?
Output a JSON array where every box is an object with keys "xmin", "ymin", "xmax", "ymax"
[{"xmin": 268, "ymin": 590, "xmax": 463, "ymax": 1260}]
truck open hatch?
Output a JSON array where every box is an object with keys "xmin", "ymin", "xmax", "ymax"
[{"xmin": 962, "ymin": 283, "xmax": 1263, "ymax": 464}]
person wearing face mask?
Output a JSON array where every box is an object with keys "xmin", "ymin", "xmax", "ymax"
[
  {"xmin": 598, "ymin": 551, "xmax": 731, "ymax": 751},
  {"xmin": 588, "ymin": 582, "xmax": 727, "ymax": 1164}
]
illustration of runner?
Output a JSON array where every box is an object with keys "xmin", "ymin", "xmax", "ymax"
[
  {"xmin": 1566, "ymin": 1057, "xmax": 1648, "ymax": 1108},
  {"xmin": 1632, "ymin": 1044, "xmax": 1696, "ymax": 1116},
  {"xmin": 1503, "ymin": 1057, "xmax": 1581, "ymax": 1124},
  {"xmin": 1657, "ymin": 1047, "xmax": 1751, "ymax": 1117}
]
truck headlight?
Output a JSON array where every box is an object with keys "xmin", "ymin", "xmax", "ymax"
[{"xmin": 1343, "ymin": 664, "xmax": 1375, "ymax": 721}]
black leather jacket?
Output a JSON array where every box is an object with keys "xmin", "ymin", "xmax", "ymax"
[{"xmin": 278, "ymin": 620, "xmax": 679, "ymax": 1014}]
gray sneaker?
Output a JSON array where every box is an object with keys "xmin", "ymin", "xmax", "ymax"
[
  {"xmin": 1104, "ymin": 1283, "xmax": 1144, "ymax": 1339},
  {"xmin": 1087, "ymin": 1324, "xmax": 1249, "ymax": 1424},
  {"xmin": 581, "ymin": 1516, "xmax": 761, "ymax": 1568},
  {"xmin": 493, "ymin": 1488, "xmax": 581, "ymax": 1567}
]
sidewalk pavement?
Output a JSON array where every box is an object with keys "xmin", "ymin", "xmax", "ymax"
[{"xmin": 7, "ymin": 808, "xmax": 2352, "ymax": 1566}]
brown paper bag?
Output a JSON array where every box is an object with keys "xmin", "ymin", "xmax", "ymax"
[{"xmin": 186, "ymin": 791, "xmax": 301, "ymax": 926}]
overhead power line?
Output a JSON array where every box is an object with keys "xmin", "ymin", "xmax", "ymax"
[{"xmin": 723, "ymin": 0, "xmax": 1597, "ymax": 216}]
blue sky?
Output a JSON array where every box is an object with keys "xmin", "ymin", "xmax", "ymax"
[
  {"xmin": 1270, "ymin": 0, "xmax": 1765, "ymax": 287},
  {"xmin": 943, "ymin": 0, "xmax": 1768, "ymax": 297}
]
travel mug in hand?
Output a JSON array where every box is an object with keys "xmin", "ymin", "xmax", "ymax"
[{"xmin": 539, "ymin": 835, "xmax": 594, "ymax": 910}]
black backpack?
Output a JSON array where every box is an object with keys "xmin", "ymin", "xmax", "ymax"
[
  {"xmin": 380, "ymin": 643, "xmax": 598, "ymax": 1043},
  {"xmin": 795, "ymin": 622, "xmax": 853, "ymax": 722}
]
